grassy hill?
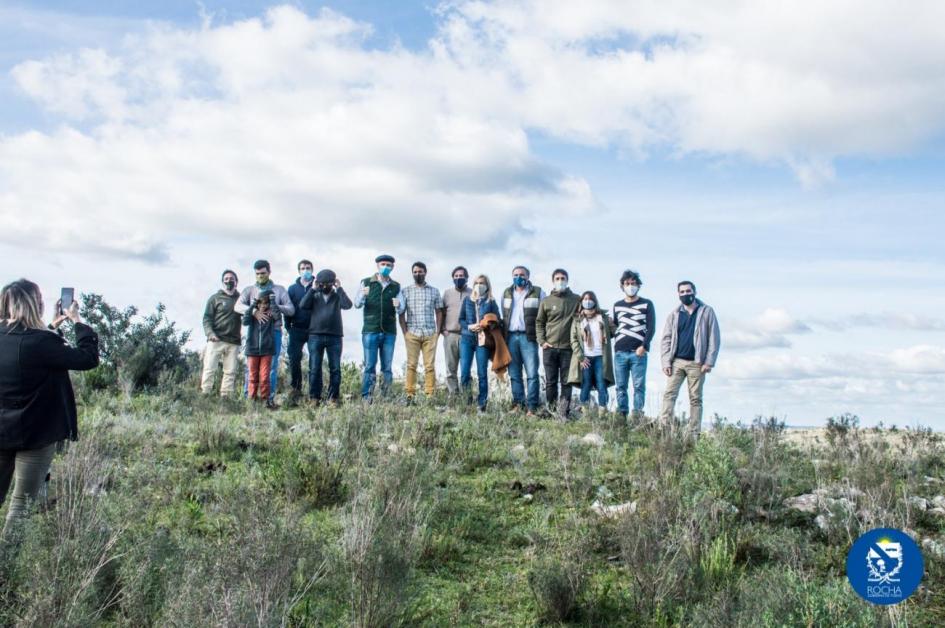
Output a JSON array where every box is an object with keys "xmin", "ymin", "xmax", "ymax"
[{"xmin": 2, "ymin": 379, "xmax": 944, "ymax": 626}]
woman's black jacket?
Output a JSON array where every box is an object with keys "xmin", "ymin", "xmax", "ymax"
[{"xmin": 0, "ymin": 322, "xmax": 99, "ymax": 450}]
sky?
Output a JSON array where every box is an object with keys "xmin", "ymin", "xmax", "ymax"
[{"xmin": 2, "ymin": 0, "xmax": 944, "ymax": 427}]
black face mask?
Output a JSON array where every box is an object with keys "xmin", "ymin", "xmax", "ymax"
[
  {"xmin": 320, "ymin": 284, "xmax": 333, "ymax": 294},
  {"xmin": 223, "ymin": 280, "xmax": 236, "ymax": 290},
  {"xmin": 454, "ymin": 277, "xmax": 467, "ymax": 289},
  {"xmin": 680, "ymin": 294, "xmax": 695, "ymax": 306},
  {"xmin": 413, "ymin": 274, "xmax": 425, "ymax": 285}
]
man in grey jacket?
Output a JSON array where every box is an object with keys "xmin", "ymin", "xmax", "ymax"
[
  {"xmin": 658, "ymin": 281, "xmax": 720, "ymax": 437},
  {"xmin": 234, "ymin": 259, "xmax": 295, "ymax": 405}
]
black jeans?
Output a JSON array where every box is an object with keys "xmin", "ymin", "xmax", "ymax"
[
  {"xmin": 287, "ymin": 327, "xmax": 309, "ymax": 392},
  {"xmin": 542, "ymin": 347, "xmax": 573, "ymax": 408},
  {"xmin": 309, "ymin": 334, "xmax": 343, "ymax": 401}
]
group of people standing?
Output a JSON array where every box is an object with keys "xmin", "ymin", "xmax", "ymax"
[
  {"xmin": 200, "ymin": 255, "xmax": 721, "ymax": 434},
  {"xmin": 0, "ymin": 268, "xmax": 719, "ymax": 536}
]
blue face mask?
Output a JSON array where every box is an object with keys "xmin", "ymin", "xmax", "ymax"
[
  {"xmin": 512, "ymin": 276, "xmax": 527, "ymax": 288},
  {"xmin": 301, "ymin": 270, "xmax": 313, "ymax": 282},
  {"xmin": 379, "ymin": 266, "xmax": 392, "ymax": 277},
  {"xmin": 454, "ymin": 277, "xmax": 467, "ymax": 289}
]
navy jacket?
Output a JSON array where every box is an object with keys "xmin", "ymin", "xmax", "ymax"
[
  {"xmin": 298, "ymin": 287, "xmax": 353, "ymax": 336},
  {"xmin": 0, "ymin": 322, "xmax": 99, "ymax": 449},
  {"xmin": 242, "ymin": 307, "xmax": 277, "ymax": 357},
  {"xmin": 287, "ymin": 278, "xmax": 314, "ymax": 331},
  {"xmin": 458, "ymin": 297, "xmax": 502, "ymax": 340}
]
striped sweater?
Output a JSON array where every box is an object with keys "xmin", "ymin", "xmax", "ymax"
[{"xmin": 612, "ymin": 297, "xmax": 655, "ymax": 352}]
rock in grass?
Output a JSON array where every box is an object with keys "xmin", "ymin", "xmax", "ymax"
[
  {"xmin": 783, "ymin": 493, "xmax": 819, "ymax": 514},
  {"xmin": 580, "ymin": 433, "xmax": 605, "ymax": 447},
  {"xmin": 591, "ymin": 500, "xmax": 636, "ymax": 518}
]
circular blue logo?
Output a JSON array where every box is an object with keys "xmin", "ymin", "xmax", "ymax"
[{"xmin": 847, "ymin": 528, "xmax": 924, "ymax": 605}]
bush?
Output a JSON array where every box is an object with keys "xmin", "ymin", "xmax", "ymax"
[
  {"xmin": 342, "ymin": 451, "xmax": 431, "ymax": 628},
  {"xmin": 527, "ymin": 534, "xmax": 589, "ymax": 623},
  {"xmin": 78, "ymin": 293, "xmax": 194, "ymax": 394}
]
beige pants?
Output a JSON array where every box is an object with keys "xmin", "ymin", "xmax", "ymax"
[
  {"xmin": 442, "ymin": 333, "xmax": 461, "ymax": 395},
  {"xmin": 405, "ymin": 332, "xmax": 438, "ymax": 397},
  {"xmin": 659, "ymin": 358, "xmax": 707, "ymax": 436},
  {"xmin": 0, "ymin": 442, "xmax": 57, "ymax": 538},
  {"xmin": 200, "ymin": 340, "xmax": 240, "ymax": 395}
]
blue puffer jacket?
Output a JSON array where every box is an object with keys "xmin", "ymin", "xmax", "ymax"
[{"xmin": 458, "ymin": 297, "xmax": 501, "ymax": 340}]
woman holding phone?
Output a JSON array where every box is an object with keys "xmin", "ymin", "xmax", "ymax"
[{"xmin": 0, "ymin": 279, "xmax": 99, "ymax": 538}]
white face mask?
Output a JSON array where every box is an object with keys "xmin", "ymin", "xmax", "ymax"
[
  {"xmin": 554, "ymin": 280, "xmax": 568, "ymax": 291},
  {"xmin": 474, "ymin": 284, "xmax": 487, "ymax": 297},
  {"xmin": 624, "ymin": 285, "xmax": 639, "ymax": 297}
]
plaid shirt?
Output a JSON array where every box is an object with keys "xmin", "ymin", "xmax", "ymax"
[{"xmin": 400, "ymin": 284, "xmax": 444, "ymax": 336}]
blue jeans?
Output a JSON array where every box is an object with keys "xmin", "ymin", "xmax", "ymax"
[
  {"xmin": 244, "ymin": 328, "xmax": 282, "ymax": 401},
  {"xmin": 614, "ymin": 351, "xmax": 647, "ymax": 415},
  {"xmin": 579, "ymin": 355, "xmax": 609, "ymax": 407},
  {"xmin": 309, "ymin": 334, "xmax": 342, "ymax": 401},
  {"xmin": 507, "ymin": 332, "xmax": 540, "ymax": 410},
  {"xmin": 361, "ymin": 332, "xmax": 396, "ymax": 399},
  {"xmin": 459, "ymin": 335, "xmax": 490, "ymax": 409},
  {"xmin": 287, "ymin": 327, "xmax": 309, "ymax": 392}
]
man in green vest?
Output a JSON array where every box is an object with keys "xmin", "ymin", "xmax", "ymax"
[
  {"xmin": 355, "ymin": 254, "xmax": 403, "ymax": 400},
  {"xmin": 501, "ymin": 265, "xmax": 545, "ymax": 415}
]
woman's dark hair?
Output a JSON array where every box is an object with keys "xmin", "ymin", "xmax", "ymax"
[
  {"xmin": 221, "ymin": 269, "xmax": 238, "ymax": 282},
  {"xmin": 620, "ymin": 269, "xmax": 642, "ymax": 286},
  {"xmin": 575, "ymin": 290, "xmax": 602, "ymax": 316}
]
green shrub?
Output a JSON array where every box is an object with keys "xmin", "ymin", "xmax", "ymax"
[{"xmin": 78, "ymin": 293, "xmax": 194, "ymax": 394}]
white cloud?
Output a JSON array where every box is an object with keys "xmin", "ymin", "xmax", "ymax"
[
  {"xmin": 725, "ymin": 307, "xmax": 810, "ymax": 350},
  {"xmin": 442, "ymin": 0, "xmax": 945, "ymax": 181},
  {"xmin": 4, "ymin": 2, "xmax": 945, "ymax": 260},
  {"xmin": 813, "ymin": 312, "xmax": 945, "ymax": 332},
  {"xmin": 1, "ymin": 6, "xmax": 594, "ymax": 261}
]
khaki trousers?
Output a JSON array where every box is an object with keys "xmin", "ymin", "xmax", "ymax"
[
  {"xmin": 0, "ymin": 442, "xmax": 57, "ymax": 538},
  {"xmin": 443, "ymin": 333, "xmax": 461, "ymax": 395},
  {"xmin": 201, "ymin": 340, "xmax": 240, "ymax": 395},
  {"xmin": 405, "ymin": 332, "xmax": 438, "ymax": 397},
  {"xmin": 659, "ymin": 358, "xmax": 707, "ymax": 436}
]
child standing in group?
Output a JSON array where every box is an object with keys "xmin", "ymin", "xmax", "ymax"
[{"xmin": 243, "ymin": 289, "xmax": 277, "ymax": 408}]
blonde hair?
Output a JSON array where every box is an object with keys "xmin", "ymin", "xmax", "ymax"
[
  {"xmin": 472, "ymin": 274, "xmax": 493, "ymax": 301},
  {"xmin": 1, "ymin": 279, "xmax": 45, "ymax": 331}
]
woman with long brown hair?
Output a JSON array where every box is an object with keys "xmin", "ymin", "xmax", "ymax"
[
  {"xmin": 458, "ymin": 274, "xmax": 502, "ymax": 412},
  {"xmin": 0, "ymin": 279, "xmax": 99, "ymax": 538}
]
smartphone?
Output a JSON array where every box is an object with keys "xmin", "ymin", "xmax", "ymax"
[{"xmin": 60, "ymin": 287, "xmax": 74, "ymax": 314}]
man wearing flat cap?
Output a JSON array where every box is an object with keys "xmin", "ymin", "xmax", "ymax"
[
  {"xmin": 299, "ymin": 269, "xmax": 352, "ymax": 404},
  {"xmin": 355, "ymin": 254, "xmax": 404, "ymax": 400}
]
